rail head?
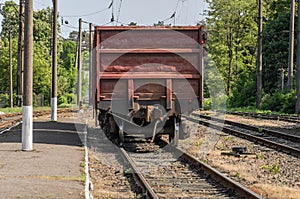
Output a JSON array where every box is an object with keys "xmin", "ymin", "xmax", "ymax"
[
  {"xmin": 119, "ymin": 147, "xmax": 159, "ymax": 199},
  {"xmin": 172, "ymin": 146, "xmax": 263, "ymax": 199}
]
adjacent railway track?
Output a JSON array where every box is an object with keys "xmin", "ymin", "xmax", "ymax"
[
  {"xmin": 0, "ymin": 108, "xmax": 74, "ymax": 131},
  {"xmin": 217, "ymin": 110, "xmax": 300, "ymax": 123},
  {"xmin": 119, "ymin": 140, "xmax": 262, "ymax": 199},
  {"xmin": 184, "ymin": 113, "xmax": 300, "ymax": 157}
]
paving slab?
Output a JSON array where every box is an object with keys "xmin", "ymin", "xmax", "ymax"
[{"xmin": 0, "ymin": 116, "xmax": 85, "ymax": 199}]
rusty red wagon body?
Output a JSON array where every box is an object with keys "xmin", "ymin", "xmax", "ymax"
[{"xmin": 93, "ymin": 26, "xmax": 205, "ymax": 145}]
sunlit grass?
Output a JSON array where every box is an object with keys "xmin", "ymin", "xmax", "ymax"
[
  {"xmin": 0, "ymin": 106, "xmax": 54, "ymax": 114},
  {"xmin": 227, "ymin": 106, "xmax": 299, "ymax": 116},
  {"xmin": 0, "ymin": 104, "xmax": 78, "ymax": 114},
  {"xmin": 0, "ymin": 107, "xmax": 52, "ymax": 114}
]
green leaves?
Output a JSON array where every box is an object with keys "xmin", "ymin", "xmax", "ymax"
[
  {"xmin": 0, "ymin": 5, "xmax": 77, "ymax": 107},
  {"xmin": 206, "ymin": 0, "xmax": 257, "ymax": 96}
]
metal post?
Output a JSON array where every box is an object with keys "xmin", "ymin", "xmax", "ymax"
[
  {"xmin": 77, "ymin": 18, "xmax": 82, "ymax": 106},
  {"xmin": 17, "ymin": 0, "xmax": 25, "ymax": 107},
  {"xmin": 22, "ymin": 0, "xmax": 33, "ymax": 151},
  {"xmin": 296, "ymin": 0, "xmax": 300, "ymax": 113},
  {"xmin": 288, "ymin": 0, "xmax": 295, "ymax": 91},
  {"xmin": 89, "ymin": 23, "xmax": 93, "ymax": 107},
  {"xmin": 51, "ymin": 0, "xmax": 58, "ymax": 121},
  {"xmin": 9, "ymin": 30, "xmax": 13, "ymax": 108},
  {"xmin": 256, "ymin": 0, "xmax": 263, "ymax": 108},
  {"xmin": 281, "ymin": 68, "xmax": 285, "ymax": 91}
]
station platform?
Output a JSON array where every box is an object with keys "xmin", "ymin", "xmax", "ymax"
[{"xmin": 0, "ymin": 115, "xmax": 86, "ymax": 199}]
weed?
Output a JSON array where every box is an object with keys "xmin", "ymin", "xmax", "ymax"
[
  {"xmin": 260, "ymin": 164, "xmax": 280, "ymax": 175},
  {"xmin": 224, "ymin": 137, "xmax": 233, "ymax": 141},
  {"xmin": 193, "ymin": 140, "xmax": 202, "ymax": 146},
  {"xmin": 124, "ymin": 168, "xmax": 133, "ymax": 175},
  {"xmin": 234, "ymin": 172, "xmax": 241, "ymax": 178},
  {"xmin": 256, "ymin": 153, "xmax": 264, "ymax": 159},
  {"xmin": 80, "ymin": 162, "xmax": 86, "ymax": 167}
]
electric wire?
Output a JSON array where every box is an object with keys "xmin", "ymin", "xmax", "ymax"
[
  {"xmin": 34, "ymin": 1, "xmax": 49, "ymax": 8},
  {"xmin": 61, "ymin": 7, "xmax": 109, "ymax": 18},
  {"xmin": 61, "ymin": 1, "xmax": 113, "ymax": 18},
  {"xmin": 116, "ymin": 0, "xmax": 123, "ymax": 26},
  {"xmin": 162, "ymin": 0, "xmax": 180, "ymax": 26}
]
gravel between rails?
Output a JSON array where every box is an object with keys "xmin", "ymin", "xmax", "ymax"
[{"xmin": 178, "ymin": 113, "xmax": 300, "ymax": 199}]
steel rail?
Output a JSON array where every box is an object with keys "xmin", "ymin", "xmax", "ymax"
[
  {"xmin": 183, "ymin": 115, "xmax": 300, "ymax": 157},
  {"xmin": 166, "ymin": 145, "xmax": 263, "ymax": 199},
  {"xmin": 192, "ymin": 113, "xmax": 300, "ymax": 143},
  {"xmin": 119, "ymin": 147, "xmax": 159, "ymax": 199},
  {"xmin": 119, "ymin": 136, "xmax": 262, "ymax": 199}
]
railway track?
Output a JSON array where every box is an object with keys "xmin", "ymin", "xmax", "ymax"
[
  {"xmin": 119, "ymin": 140, "xmax": 262, "ymax": 199},
  {"xmin": 184, "ymin": 113, "xmax": 300, "ymax": 157},
  {"xmin": 217, "ymin": 110, "xmax": 300, "ymax": 123},
  {"xmin": 0, "ymin": 108, "xmax": 74, "ymax": 131}
]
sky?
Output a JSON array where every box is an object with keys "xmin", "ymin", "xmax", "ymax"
[{"xmin": 1, "ymin": 0, "xmax": 208, "ymax": 38}]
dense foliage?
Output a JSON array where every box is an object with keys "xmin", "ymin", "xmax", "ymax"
[
  {"xmin": 0, "ymin": 1, "xmax": 78, "ymax": 107},
  {"xmin": 205, "ymin": 0, "xmax": 298, "ymax": 113},
  {"xmin": 0, "ymin": 0, "xmax": 299, "ymax": 114}
]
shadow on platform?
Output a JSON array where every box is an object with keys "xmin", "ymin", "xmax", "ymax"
[{"xmin": 0, "ymin": 121, "xmax": 85, "ymax": 147}]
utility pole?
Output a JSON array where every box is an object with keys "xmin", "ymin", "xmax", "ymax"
[
  {"xmin": 9, "ymin": 30, "xmax": 13, "ymax": 108},
  {"xmin": 22, "ymin": 0, "xmax": 33, "ymax": 151},
  {"xmin": 296, "ymin": 0, "xmax": 300, "ymax": 113},
  {"xmin": 256, "ymin": 0, "xmax": 263, "ymax": 109},
  {"xmin": 288, "ymin": 0, "xmax": 295, "ymax": 91},
  {"xmin": 77, "ymin": 18, "xmax": 82, "ymax": 106},
  {"xmin": 89, "ymin": 22, "xmax": 93, "ymax": 107},
  {"xmin": 51, "ymin": 0, "xmax": 58, "ymax": 121},
  {"xmin": 17, "ymin": 0, "xmax": 25, "ymax": 107}
]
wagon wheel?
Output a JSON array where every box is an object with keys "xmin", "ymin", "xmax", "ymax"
[
  {"xmin": 169, "ymin": 117, "xmax": 179, "ymax": 146},
  {"xmin": 118, "ymin": 121, "xmax": 125, "ymax": 145},
  {"xmin": 119, "ymin": 129, "xmax": 124, "ymax": 145}
]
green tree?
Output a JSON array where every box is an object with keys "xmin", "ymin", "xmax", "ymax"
[
  {"xmin": 262, "ymin": 0, "xmax": 290, "ymax": 93},
  {"xmin": 57, "ymin": 40, "xmax": 77, "ymax": 104},
  {"xmin": 0, "ymin": 1, "xmax": 19, "ymax": 106},
  {"xmin": 0, "ymin": 3, "xmax": 80, "ymax": 107},
  {"xmin": 0, "ymin": 1, "xmax": 19, "ymax": 37},
  {"xmin": 205, "ymin": 0, "xmax": 258, "ymax": 98}
]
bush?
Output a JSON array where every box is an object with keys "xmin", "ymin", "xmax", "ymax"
[
  {"xmin": 57, "ymin": 93, "xmax": 76, "ymax": 106},
  {"xmin": 203, "ymin": 98, "xmax": 212, "ymax": 110},
  {"xmin": 261, "ymin": 90, "xmax": 296, "ymax": 114},
  {"xmin": 58, "ymin": 95, "xmax": 68, "ymax": 105},
  {"xmin": 229, "ymin": 75, "xmax": 256, "ymax": 108},
  {"xmin": 0, "ymin": 93, "xmax": 9, "ymax": 108}
]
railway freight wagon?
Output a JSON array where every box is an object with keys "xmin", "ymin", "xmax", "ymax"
[{"xmin": 93, "ymin": 26, "xmax": 205, "ymax": 145}]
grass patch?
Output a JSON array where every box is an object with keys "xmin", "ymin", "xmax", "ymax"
[
  {"xmin": 0, "ymin": 106, "xmax": 52, "ymax": 114},
  {"xmin": 0, "ymin": 107, "xmax": 22, "ymax": 114},
  {"xmin": 227, "ymin": 106, "xmax": 299, "ymax": 117},
  {"xmin": 0, "ymin": 105, "xmax": 76, "ymax": 114}
]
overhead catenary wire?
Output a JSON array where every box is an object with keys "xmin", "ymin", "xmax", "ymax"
[
  {"xmin": 34, "ymin": 0, "xmax": 49, "ymax": 8},
  {"xmin": 110, "ymin": 0, "xmax": 114, "ymax": 22},
  {"xmin": 61, "ymin": 7, "xmax": 109, "ymax": 18},
  {"xmin": 158, "ymin": 0, "xmax": 180, "ymax": 25},
  {"xmin": 116, "ymin": 0, "xmax": 123, "ymax": 25},
  {"xmin": 61, "ymin": 1, "xmax": 112, "ymax": 18}
]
